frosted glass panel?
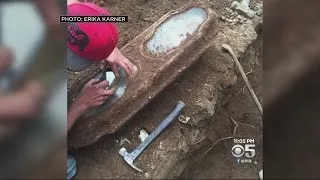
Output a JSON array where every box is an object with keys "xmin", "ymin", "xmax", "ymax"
[{"xmin": 147, "ymin": 7, "xmax": 207, "ymax": 54}]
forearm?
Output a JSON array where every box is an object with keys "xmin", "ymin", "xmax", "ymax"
[{"xmin": 67, "ymin": 102, "xmax": 87, "ymax": 132}]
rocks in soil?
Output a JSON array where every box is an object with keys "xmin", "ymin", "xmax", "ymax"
[
  {"xmin": 215, "ymin": 20, "xmax": 258, "ymax": 57},
  {"xmin": 115, "ymin": 137, "xmax": 131, "ymax": 145},
  {"xmin": 220, "ymin": 15, "xmax": 226, "ymax": 21},
  {"xmin": 230, "ymin": 11, "xmax": 238, "ymax": 18},
  {"xmin": 225, "ymin": 7, "xmax": 232, "ymax": 13},
  {"xmin": 178, "ymin": 115, "xmax": 190, "ymax": 124},
  {"xmin": 188, "ymin": 97, "xmax": 216, "ymax": 125},
  {"xmin": 254, "ymin": 3, "xmax": 263, "ymax": 17},
  {"xmin": 220, "ymin": 2, "xmax": 263, "ymax": 26},
  {"xmin": 220, "ymin": 7, "xmax": 246, "ymax": 25},
  {"xmin": 144, "ymin": 172, "xmax": 150, "ymax": 178},
  {"xmin": 138, "ymin": 129, "xmax": 149, "ymax": 142}
]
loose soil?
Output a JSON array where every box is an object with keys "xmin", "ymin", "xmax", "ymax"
[{"xmin": 70, "ymin": 0, "xmax": 263, "ymax": 179}]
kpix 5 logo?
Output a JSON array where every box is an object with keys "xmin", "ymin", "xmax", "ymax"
[{"xmin": 231, "ymin": 138, "xmax": 256, "ymax": 164}]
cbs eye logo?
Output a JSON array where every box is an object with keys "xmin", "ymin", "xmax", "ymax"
[{"xmin": 231, "ymin": 144, "xmax": 256, "ymax": 158}]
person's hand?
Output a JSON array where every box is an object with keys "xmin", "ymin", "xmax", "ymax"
[
  {"xmin": 68, "ymin": 79, "xmax": 113, "ymax": 131},
  {"xmin": 0, "ymin": 48, "xmax": 46, "ymax": 121},
  {"xmin": 72, "ymin": 79, "xmax": 114, "ymax": 111},
  {"xmin": 101, "ymin": 47, "xmax": 135, "ymax": 77}
]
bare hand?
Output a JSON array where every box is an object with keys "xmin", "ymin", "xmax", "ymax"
[
  {"xmin": 0, "ymin": 48, "xmax": 46, "ymax": 121},
  {"xmin": 101, "ymin": 48, "xmax": 135, "ymax": 77},
  {"xmin": 73, "ymin": 79, "xmax": 114, "ymax": 110}
]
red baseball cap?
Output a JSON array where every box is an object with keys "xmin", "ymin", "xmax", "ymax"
[{"xmin": 67, "ymin": 2, "xmax": 119, "ymax": 71}]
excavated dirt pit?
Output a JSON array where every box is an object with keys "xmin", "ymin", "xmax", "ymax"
[
  {"xmin": 68, "ymin": 0, "xmax": 263, "ymax": 179},
  {"xmin": 68, "ymin": 2, "xmax": 219, "ymax": 148}
]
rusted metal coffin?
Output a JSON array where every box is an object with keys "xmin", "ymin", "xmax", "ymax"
[{"xmin": 68, "ymin": 2, "xmax": 220, "ymax": 148}]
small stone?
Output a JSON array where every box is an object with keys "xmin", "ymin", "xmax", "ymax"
[
  {"xmin": 237, "ymin": 15, "xmax": 244, "ymax": 21},
  {"xmin": 178, "ymin": 115, "xmax": 190, "ymax": 124},
  {"xmin": 231, "ymin": 11, "xmax": 238, "ymax": 17},
  {"xmin": 159, "ymin": 141, "xmax": 163, "ymax": 149},
  {"xmin": 145, "ymin": 172, "xmax": 150, "ymax": 178},
  {"xmin": 227, "ymin": 19, "xmax": 233, "ymax": 23},
  {"xmin": 138, "ymin": 129, "xmax": 149, "ymax": 142},
  {"xmin": 231, "ymin": 22, "xmax": 237, "ymax": 26},
  {"xmin": 220, "ymin": 16, "xmax": 226, "ymax": 21},
  {"xmin": 256, "ymin": 11, "xmax": 263, "ymax": 16},
  {"xmin": 119, "ymin": 137, "xmax": 130, "ymax": 145},
  {"xmin": 259, "ymin": 170, "xmax": 263, "ymax": 180},
  {"xmin": 233, "ymin": 19, "xmax": 238, "ymax": 23}
]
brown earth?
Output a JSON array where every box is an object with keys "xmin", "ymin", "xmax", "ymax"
[{"xmin": 69, "ymin": 0, "xmax": 263, "ymax": 179}]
